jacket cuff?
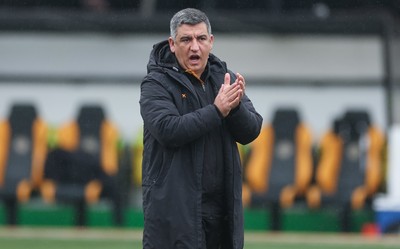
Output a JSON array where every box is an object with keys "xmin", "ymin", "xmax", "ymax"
[
  {"xmin": 228, "ymin": 102, "xmax": 241, "ymax": 116},
  {"xmin": 213, "ymin": 104, "xmax": 224, "ymax": 119}
]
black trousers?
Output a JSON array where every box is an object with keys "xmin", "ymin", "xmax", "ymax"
[{"xmin": 202, "ymin": 215, "xmax": 226, "ymax": 249}]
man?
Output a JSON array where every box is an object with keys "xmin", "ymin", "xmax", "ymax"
[{"xmin": 140, "ymin": 8, "xmax": 263, "ymax": 249}]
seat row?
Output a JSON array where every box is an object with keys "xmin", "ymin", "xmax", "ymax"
[
  {"xmin": 241, "ymin": 107, "xmax": 385, "ymax": 232},
  {"xmin": 0, "ymin": 102, "xmax": 386, "ymax": 230},
  {"xmin": 0, "ymin": 102, "xmax": 132, "ymax": 226}
]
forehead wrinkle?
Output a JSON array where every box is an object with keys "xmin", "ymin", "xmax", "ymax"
[{"xmin": 176, "ymin": 24, "xmax": 208, "ymax": 37}]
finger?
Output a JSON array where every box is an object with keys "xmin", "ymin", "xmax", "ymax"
[
  {"xmin": 229, "ymin": 94, "xmax": 241, "ymax": 109},
  {"xmin": 227, "ymin": 89, "xmax": 243, "ymax": 102},
  {"xmin": 236, "ymin": 73, "xmax": 244, "ymax": 85},
  {"xmin": 218, "ymin": 83, "xmax": 225, "ymax": 93},
  {"xmin": 236, "ymin": 76, "xmax": 246, "ymax": 95},
  {"xmin": 224, "ymin": 73, "xmax": 231, "ymax": 86},
  {"xmin": 221, "ymin": 73, "xmax": 241, "ymax": 99},
  {"xmin": 225, "ymin": 82, "xmax": 241, "ymax": 96}
]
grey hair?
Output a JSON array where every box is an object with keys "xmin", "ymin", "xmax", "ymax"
[{"xmin": 170, "ymin": 8, "xmax": 212, "ymax": 40}]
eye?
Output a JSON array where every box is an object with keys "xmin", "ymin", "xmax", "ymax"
[{"xmin": 181, "ymin": 37, "xmax": 190, "ymax": 43}]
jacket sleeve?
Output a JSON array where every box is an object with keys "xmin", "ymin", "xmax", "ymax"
[
  {"xmin": 140, "ymin": 76, "xmax": 223, "ymax": 148},
  {"xmin": 225, "ymin": 93, "xmax": 263, "ymax": 145}
]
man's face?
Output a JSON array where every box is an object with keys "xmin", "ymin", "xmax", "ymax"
[{"xmin": 168, "ymin": 22, "xmax": 214, "ymax": 77}]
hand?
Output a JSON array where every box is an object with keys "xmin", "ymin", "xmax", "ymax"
[{"xmin": 214, "ymin": 73, "xmax": 243, "ymax": 117}]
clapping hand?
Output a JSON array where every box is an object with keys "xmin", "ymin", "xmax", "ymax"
[{"xmin": 214, "ymin": 73, "xmax": 245, "ymax": 117}]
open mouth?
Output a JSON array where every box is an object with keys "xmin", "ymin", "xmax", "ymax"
[{"xmin": 189, "ymin": 55, "xmax": 200, "ymax": 63}]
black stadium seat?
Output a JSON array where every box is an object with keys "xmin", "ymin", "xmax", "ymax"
[
  {"xmin": 243, "ymin": 107, "xmax": 313, "ymax": 230},
  {"xmin": 0, "ymin": 103, "xmax": 48, "ymax": 225},
  {"xmin": 41, "ymin": 104, "xmax": 129, "ymax": 226}
]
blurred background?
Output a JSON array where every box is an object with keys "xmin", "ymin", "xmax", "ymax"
[{"xmin": 0, "ymin": 0, "xmax": 399, "ymax": 236}]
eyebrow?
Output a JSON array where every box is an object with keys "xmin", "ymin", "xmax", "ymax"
[
  {"xmin": 179, "ymin": 34, "xmax": 208, "ymax": 40},
  {"xmin": 180, "ymin": 35, "xmax": 192, "ymax": 40}
]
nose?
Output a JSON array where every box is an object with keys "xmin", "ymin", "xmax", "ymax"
[{"xmin": 190, "ymin": 40, "xmax": 199, "ymax": 51}]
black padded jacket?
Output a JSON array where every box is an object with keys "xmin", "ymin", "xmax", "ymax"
[{"xmin": 140, "ymin": 40, "xmax": 263, "ymax": 249}]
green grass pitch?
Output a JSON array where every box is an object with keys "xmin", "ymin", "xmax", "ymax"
[{"xmin": 0, "ymin": 227, "xmax": 399, "ymax": 249}]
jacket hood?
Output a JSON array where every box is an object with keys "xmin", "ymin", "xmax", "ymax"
[
  {"xmin": 147, "ymin": 40, "xmax": 177, "ymax": 73},
  {"xmin": 146, "ymin": 40, "xmax": 227, "ymax": 75}
]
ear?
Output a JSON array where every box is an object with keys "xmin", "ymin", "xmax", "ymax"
[
  {"xmin": 210, "ymin": 34, "xmax": 214, "ymax": 49},
  {"xmin": 168, "ymin": 37, "xmax": 176, "ymax": 53}
]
